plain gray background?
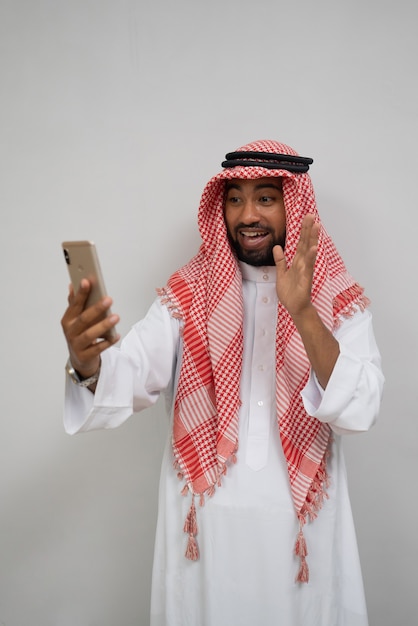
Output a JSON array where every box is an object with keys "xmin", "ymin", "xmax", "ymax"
[{"xmin": 1, "ymin": 1, "xmax": 416, "ymax": 624}]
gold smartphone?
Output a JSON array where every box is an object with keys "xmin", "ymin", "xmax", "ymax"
[{"xmin": 61, "ymin": 240, "xmax": 117, "ymax": 341}]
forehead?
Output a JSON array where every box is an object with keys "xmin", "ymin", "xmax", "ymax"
[{"xmin": 225, "ymin": 176, "xmax": 283, "ymax": 191}]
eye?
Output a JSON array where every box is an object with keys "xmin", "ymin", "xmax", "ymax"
[{"xmin": 259, "ymin": 195, "xmax": 275, "ymax": 204}]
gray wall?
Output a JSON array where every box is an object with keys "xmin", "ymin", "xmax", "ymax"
[{"xmin": 1, "ymin": 1, "xmax": 416, "ymax": 624}]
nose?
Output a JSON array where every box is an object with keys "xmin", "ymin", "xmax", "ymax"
[{"xmin": 240, "ymin": 200, "xmax": 259, "ymax": 224}]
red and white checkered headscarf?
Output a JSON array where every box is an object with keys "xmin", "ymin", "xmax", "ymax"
[{"xmin": 159, "ymin": 140, "xmax": 368, "ymax": 582}]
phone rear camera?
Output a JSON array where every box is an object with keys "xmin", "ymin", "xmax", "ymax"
[{"xmin": 63, "ymin": 249, "xmax": 70, "ymax": 265}]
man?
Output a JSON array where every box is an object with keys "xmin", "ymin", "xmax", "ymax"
[{"xmin": 61, "ymin": 140, "xmax": 384, "ymax": 626}]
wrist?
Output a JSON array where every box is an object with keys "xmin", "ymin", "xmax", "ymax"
[
  {"xmin": 66, "ymin": 358, "xmax": 101, "ymax": 387},
  {"xmin": 290, "ymin": 302, "xmax": 317, "ymax": 327}
]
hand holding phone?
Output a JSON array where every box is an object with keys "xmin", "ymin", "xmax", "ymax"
[
  {"xmin": 61, "ymin": 241, "xmax": 120, "ymax": 384},
  {"xmin": 61, "ymin": 240, "xmax": 118, "ymax": 343}
]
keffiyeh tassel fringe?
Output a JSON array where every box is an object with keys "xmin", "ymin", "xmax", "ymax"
[
  {"xmin": 295, "ymin": 521, "xmax": 309, "ymax": 583},
  {"xmin": 333, "ymin": 285, "xmax": 370, "ymax": 328},
  {"xmin": 184, "ymin": 496, "xmax": 199, "ymax": 561},
  {"xmin": 177, "ymin": 452, "xmax": 238, "ymax": 562},
  {"xmin": 156, "ymin": 288, "xmax": 183, "ymax": 321},
  {"xmin": 294, "ymin": 456, "xmax": 330, "ymax": 583}
]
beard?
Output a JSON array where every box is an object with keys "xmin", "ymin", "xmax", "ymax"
[{"xmin": 227, "ymin": 224, "xmax": 286, "ymax": 267}]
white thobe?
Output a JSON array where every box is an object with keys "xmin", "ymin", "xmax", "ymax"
[{"xmin": 64, "ymin": 263, "xmax": 384, "ymax": 626}]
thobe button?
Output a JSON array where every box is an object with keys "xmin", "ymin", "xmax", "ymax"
[
  {"xmin": 257, "ymin": 400, "xmax": 264, "ymax": 406},
  {"xmin": 258, "ymin": 365, "xmax": 265, "ymax": 371},
  {"xmin": 263, "ymin": 274, "xmax": 269, "ymax": 281},
  {"xmin": 262, "ymin": 297, "xmax": 269, "ymax": 304}
]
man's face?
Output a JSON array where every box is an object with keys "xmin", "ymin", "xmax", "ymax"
[{"xmin": 224, "ymin": 177, "xmax": 286, "ymax": 266}]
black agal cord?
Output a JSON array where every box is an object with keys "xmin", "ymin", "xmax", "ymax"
[{"xmin": 221, "ymin": 151, "xmax": 313, "ymax": 173}]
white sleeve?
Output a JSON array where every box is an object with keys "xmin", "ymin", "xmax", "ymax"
[
  {"xmin": 300, "ymin": 308, "xmax": 385, "ymax": 435},
  {"xmin": 63, "ymin": 298, "xmax": 180, "ymax": 435}
]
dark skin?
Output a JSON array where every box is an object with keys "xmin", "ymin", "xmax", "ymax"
[
  {"xmin": 61, "ymin": 178, "xmax": 339, "ymax": 391},
  {"xmin": 61, "ymin": 282, "xmax": 120, "ymax": 391},
  {"xmin": 272, "ymin": 215, "xmax": 340, "ymax": 389},
  {"xmin": 224, "ymin": 178, "xmax": 339, "ymax": 388}
]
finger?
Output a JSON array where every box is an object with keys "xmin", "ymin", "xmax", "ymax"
[
  {"xmin": 272, "ymin": 244, "xmax": 285, "ymax": 265},
  {"xmin": 305, "ymin": 215, "xmax": 319, "ymax": 244},
  {"xmin": 62, "ymin": 294, "xmax": 116, "ymax": 348},
  {"xmin": 70, "ymin": 279, "xmax": 93, "ymax": 312},
  {"xmin": 69, "ymin": 314, "xmax": 120, "ymax": 359},
  {"xmin": 72, "ymin": 331, "xmax": 119, "ymax": 361},
  {"xmin": 67, "ymin": 283, "xmax": 74, "ymax": 304},
  {"xmin": 65, "ymin": 279, "xmax": 91, "ymax": 317},
  {"xmin": 81, "ymin": 314, "xmax": 120, "ymax": 346},
  {"xmin": 305, "ymin": 219, "xmax": 319, "ymax": 267},
  {"xmin": 67, "ymin": 300, "xmax": 116, "ymax": 341},
  {"xmin": 296, "ymin": 217, "xmax": 319, "ymax": 264},
  {"xmin": 298, "ymin": 214, "xmax": 315, "ymax": 250},
  {"xmin": 307, "ymin": 219, "xmax": 319, "ymax": 249},
  {"xmin": 273, "ymin": 245, "xmax": 288, "ymax": 280}
]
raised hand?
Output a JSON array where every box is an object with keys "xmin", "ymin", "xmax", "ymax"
[
  {"xmin": 273, "ymin": 213, "xmax": 319, "ymax": 319},
  {"xmin": 61, "ymin": 279, "xmax": 120, "ymax": 379},
  {"xmin": 273, "ymin": 214, "xmax": 339, "ymax": 388}
]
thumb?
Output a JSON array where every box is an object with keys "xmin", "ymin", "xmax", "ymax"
[{"xmin": 273, "ymin": 245, "xmax": 286, "ymax": 272}]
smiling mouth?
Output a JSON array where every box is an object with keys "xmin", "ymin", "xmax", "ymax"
[
  {"xmin": 238, "ymin": 229, "xmax": 270, "ymax": 248},
  {"xmin": 240, "ymin": 230, "xmax": 268, "ymax": 237}
]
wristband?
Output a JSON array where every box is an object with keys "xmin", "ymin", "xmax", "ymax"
[{"xmin": 65, "ymin": 358, "xmax": 101, "ymax": 387}]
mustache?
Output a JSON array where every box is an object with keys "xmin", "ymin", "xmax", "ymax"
[{"xmin": 234, "ymin": 222, "xmax": 273, "ymax": 232}]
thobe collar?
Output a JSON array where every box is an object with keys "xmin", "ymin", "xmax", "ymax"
[{"xmin": 239, "ymin": 261, "xmax": 277, "ymax": 284}]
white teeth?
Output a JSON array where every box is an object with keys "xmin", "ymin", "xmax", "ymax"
[{"xmin": 241, "ymin": 231, "xmax": 265, "ymax": 237}]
